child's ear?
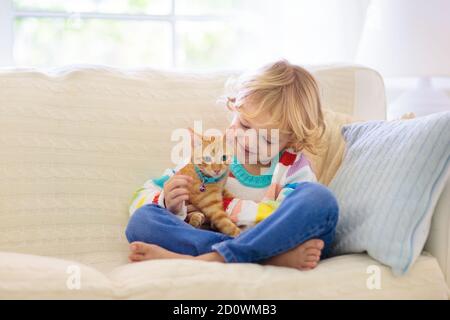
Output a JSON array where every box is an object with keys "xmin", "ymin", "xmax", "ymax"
[{"xmin": 188, "ymin": 128, "xmax": 203, "ymax": 148}]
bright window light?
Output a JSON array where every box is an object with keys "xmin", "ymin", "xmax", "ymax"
[{"xmin": 0, "ymin": 0, "xmax": 370, "ymax": 70}]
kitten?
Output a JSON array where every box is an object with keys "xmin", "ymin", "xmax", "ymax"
[{"xmin": 178, "ymin": 129, "xmax": 240, "ymax": 237}]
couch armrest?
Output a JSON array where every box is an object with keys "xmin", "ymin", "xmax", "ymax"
[{"xmin": 425, "ymin": 177, "xmax": 450, "ymax": 289}]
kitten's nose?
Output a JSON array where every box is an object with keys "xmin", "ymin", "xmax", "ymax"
[{"xmin": 214, "ymin": 169, "xmax": 221, "ymax": 174}]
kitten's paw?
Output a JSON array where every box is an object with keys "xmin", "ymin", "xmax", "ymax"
[
  {"xmin": 188, "ymin": 211, "xmax": 205, "ymax": 228},
  {"xmin": 222, "ymin": 223, "xmax": 241, "ymax": 237},
  {"xmin": 229, "ymin": 228, "xmax": 241, "ymax": 237}
]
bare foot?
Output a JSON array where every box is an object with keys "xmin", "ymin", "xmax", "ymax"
[
  {"xmin": 129, "ymin": 239, "xmax": 324, "ymax": 270},
  {"xmin": 129, "ymin": 242, "xmax": 225, "ymax": 263},
  {"xmin": 128, "ymin": 242, "xmax": 194, "ymax": 262},
  {"xmin": 264, "ymin": 239, "xmax": 324, "ymax": 271}
]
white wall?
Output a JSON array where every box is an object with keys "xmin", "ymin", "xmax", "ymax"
[
  {"xmin": 386, "ymin": 78, "xmax": 450, "ymax": 106},
  {"xmin": 280, "ymin": 0, "xmax": 370, "ymax": 65}
]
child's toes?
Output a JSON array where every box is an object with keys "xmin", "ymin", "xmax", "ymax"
[
  {"xmin": 306, "ymin": 255, "xmax": 320, "ymax": 262},
  {"xmin": 130, "ymin": 242, "xmax": 148, "ymax": 254},
  {"xmin": 302, "ymin": 261, "xmax": 318, "ymax": 269},
  {"xmin": 301, "ymin": 239, "xmax": 324, "ymax": 252},
  {"xmin": 311, "ymin": 239, "xmax": 324, "ymax": 250},
  {"xmin": 305, "ymin": 248, "xmax": 322, "ymax": 257},
  {"xmin": 129, "ymin": 253, "xmax": 145, "ymax": 262}
]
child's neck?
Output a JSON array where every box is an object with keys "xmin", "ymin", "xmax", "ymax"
[
  {"xmin": 240, "ymin": 148, "xmax": 285, "ymax": 176},
  {"xmin": 243, "ymin": 161, "xmax": 271, "ymax": 176}
]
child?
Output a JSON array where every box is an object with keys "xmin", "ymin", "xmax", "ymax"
[{"xmin": 125, "ymin": 60, "xmax": 339, "ymax": 270}]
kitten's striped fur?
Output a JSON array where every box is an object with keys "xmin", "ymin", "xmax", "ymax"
[{"xmin": 179, "ymin": 131, "xmax": 240, "ymax": 237}]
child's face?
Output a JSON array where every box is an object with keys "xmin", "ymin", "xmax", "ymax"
[{"xmin": 228, "ymin": 102, "xmax": 292, "ymax": 165}]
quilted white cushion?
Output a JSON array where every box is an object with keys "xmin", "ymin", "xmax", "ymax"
[
  {"xmin": 0, "ymin": 252, "xmax": 113, "ymax": 299},
  {"xmin": 110, "ymin": 254, "xmax": 448, "ymax": 299},
  {"xmin": 330, "ymin": 113, "xmax": 450, "ymax": 275}
]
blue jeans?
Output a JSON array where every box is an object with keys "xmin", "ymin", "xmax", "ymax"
[{"xmin": 125, "ymin": 182, "xmax": 339, "ymax": 263}]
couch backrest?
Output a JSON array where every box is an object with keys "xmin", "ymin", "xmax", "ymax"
[{"xmin": 0, "ymin": 65, "xmax": 386, "ymax": 271}]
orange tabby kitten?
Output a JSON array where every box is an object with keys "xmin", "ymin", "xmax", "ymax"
[{"xmin": 178, "ymin": 129, "xmax": 240, "ymax": 237}]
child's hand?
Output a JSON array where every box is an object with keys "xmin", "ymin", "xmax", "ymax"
[{"xmin": 163, "ymin": 174, "xmax": 193, "ymax": 214}]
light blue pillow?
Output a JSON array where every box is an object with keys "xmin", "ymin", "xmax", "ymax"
[{"xmin": 329, "ymin": 111, "xmax": 450, "ymax": 275}]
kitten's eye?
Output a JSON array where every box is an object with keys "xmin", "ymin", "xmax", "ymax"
[
  {"xmin": 222, "ymin": 155, "xmax": 228, "ymax": 162},
  {"xmin": 203, "ymin": 156, "xmax": 212, "ymax": 163}
]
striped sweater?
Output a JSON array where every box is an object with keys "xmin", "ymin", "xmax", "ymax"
[{"xmin": 129, "ymin": 149, "xmax": 317, "ymax": 229}]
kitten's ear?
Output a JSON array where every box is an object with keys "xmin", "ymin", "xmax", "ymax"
[{"xmin": 188, "ymin": 128, "xmax": 203, "ymax": 148}]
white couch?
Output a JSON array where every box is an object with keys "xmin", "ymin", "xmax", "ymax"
[{"xmin": 0, "ymin": 65, "xmax": 448, "ymax": 299}]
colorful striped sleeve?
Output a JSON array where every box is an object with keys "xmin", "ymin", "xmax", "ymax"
[
  {"xmin": 128, "ymin": 168, "xmax": 187, "ymax": 220},
  {"xmin": 275, "ymin": 152, "xmax": 317, "ymax": 203}
]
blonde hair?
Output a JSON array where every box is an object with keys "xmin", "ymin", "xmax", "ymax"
[{"xmin": 225, "ymin": 59, "xmax": 326, "ymax": 155}]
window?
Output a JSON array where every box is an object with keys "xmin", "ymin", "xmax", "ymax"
[
  {"xmin": 1, "ymin": 0, "xmax": 270, "ymax": 70},
  {"xmin": 0, "ymin": 0, "xmax": 369, "ymax": 70}
]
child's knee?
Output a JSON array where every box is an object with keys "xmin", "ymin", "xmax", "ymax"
[
  {"xmin": 310, "ymin": 183, "xmax": 338, "ymax": 221},
  {"xmin": 125, "ymin": 227, "xmax": 135, "ymax": 243},
  {"xmin": 291, "ymin": 182, "xmax": 339, "ymax": 223},
  {"xmin": 125, "ymin": 204, "xmax": 158, "ymax": 243}
]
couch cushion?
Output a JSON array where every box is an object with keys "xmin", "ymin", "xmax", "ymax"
[
  {"xmin": 109, "ymin": 253, "xmax": 448, "ymax": 299},
  {"xmin": 0, "ymin": 252, "xmax": 113, "ymax": 299},
  {"xmin": 329, "ymin": 112, "xmax": 450, "ymax": 275},
  {"xmin": 1, "ymin": 252, "xmax": 446, "ymax": 299}
]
